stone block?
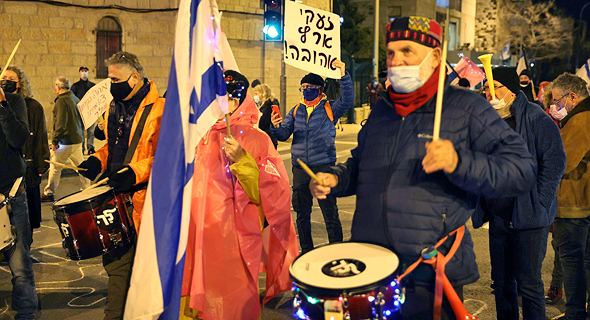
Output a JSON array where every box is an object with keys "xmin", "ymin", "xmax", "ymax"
[
  {"xmin": 74, "ymin": 19, "xmax": 84, "ymax": 29},
  {"xmin": 2, "ymin": 27, "xmax": 20, "ymax": 40},
  {"xmin": 25, "ymin": 54, "xmax": 41, "ymax": 65},
  {"xmin": 153, "ymin": 45, "xmax": 172, "ymax": 57},
  {"xmin": 21, "ymin": 28, "xmax": 42, "ymax": 40},
  {"xmin": 66, "ymin": 29, "xmax": 87, "ymax": 41},
  {"xmin": 151, "ymin": 20, "xmax": 170, "ymax": 33},
  {"xmin": 57, "ymin": 6, "xmax": 77, "ymax": 17},
  {"xmin": 71, "ymin": 42, "xmax": 94, "ymax": 55},
  {"xmin": 42, "ymin": 28, "xmax": 66, "ymax": 41},
  {"xmin": 4, "ymin": 3, "xmax": 38, "ymax": 14},
  {"xmin": 137, "ymin": 33, "xmax": 160, "ymax": 45},
  {"xmin": 19, "ymin": 41, "xmax": 48, "ymax": 55},
  {"xmin": 38, "ymin": 5, "xmax": 59, "ymax": 17},
  {"xmin": 124, "ymin": 44, "xmax": 154, "ymax": 57},
  {"xmin": 30, "ymin": 17, "xmax": 49, "ymax": 28},
  {"xmin": 54, "ymin": 55, "xmax": 73, "ymax": 66},
  {"xmin": 49, "ymin": 41, "xmax": 71, "ymax": 54},
  {"xmin": 71, "ymin": 55, "xmax": 89, "ymax": 67},
  {"xmin": 49, "ymin": 17, "xmax": 74, "ymax": 29},
  {"xmin": 37, "ymin": 66, "xmax": 57, "ymax": 77},
  {"xmin": 12, "ymin": 15, "xmax": 30, "ymax": 27},
  {"xmin": 40, "ymin": 55, "xmax": 54, "ymax": 65}
]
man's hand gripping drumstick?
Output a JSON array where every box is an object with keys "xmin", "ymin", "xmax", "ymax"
[{"xmin": 298, "ymin": 159, "xmax": 339, "ymax": 200}]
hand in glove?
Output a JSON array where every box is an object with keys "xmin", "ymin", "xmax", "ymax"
[
  {"xmin": 108, "ymin": 166, "xmax": 136, "ymax": 193},
  {"xmin": 78, "ymin": 156, "xmax": 102, "ymax": 180}
]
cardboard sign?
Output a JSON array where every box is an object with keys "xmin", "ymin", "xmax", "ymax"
[
  {"xmin": 284, "ymin": 2, "xmax": 341, "ymax": 79},
  {"xmin": 77, "ymin": 78, "xmax": 112, "ymax": 129}
]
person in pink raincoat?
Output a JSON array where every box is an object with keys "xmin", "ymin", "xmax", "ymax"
[{"xmin": 181, "ymin": 70, "xmax": 299, "ymax": 320}]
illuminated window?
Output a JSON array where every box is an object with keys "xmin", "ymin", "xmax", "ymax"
[{"xmin": 96, "ymin": 17, "xmax": 122, "ymax": 78}]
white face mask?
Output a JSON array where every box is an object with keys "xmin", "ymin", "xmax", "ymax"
[
  {"xmin": 492, "ymin": 91, "xmax": 511, "ymax": 110},
  {"xmin": 387, "ymin": 49, "xmax": 435, "ymax": 94},
  {"xmin": 81, "ymin": 72, "xmax": 89, "ymax": 79},
  {"xmin": 253, "ymin": 95, "xmax": 261, "ymax": 105}
]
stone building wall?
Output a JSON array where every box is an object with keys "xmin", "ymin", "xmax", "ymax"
[{"xmin": 1, "ymin": 0, "xmax": 332, "ymax": 134}]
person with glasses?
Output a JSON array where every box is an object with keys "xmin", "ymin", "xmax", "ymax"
[
  {"xmin": 271, "ymin": 60, "xmax": 353, "ymax": 254},
  {"xmin": 549, "ymin": 73, "xmax": 590, "ymax": 320},
  {"xmin": 476, "ymin": 67, "xmax": 565, "ymax": 320},
  {"xmin": 77, "ymin": 51, "xmax": 165, "ymax": 320},
  {"xmin": 41, "ymin": 76, "xmax": 89, "ymax": 202}
]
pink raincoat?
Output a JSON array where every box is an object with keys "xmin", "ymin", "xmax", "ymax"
[{"xmin": 182, "ymin": 95, "xmax": 298, "ymax": 320}]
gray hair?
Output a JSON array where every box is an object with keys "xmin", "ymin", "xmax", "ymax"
[
  {"xmin": 105, "ymin": 52, "xmax": 145, "ymax": 79},
  {"xmin": 551, "ymin": 73, "xmax": 590, "ymax": 99},
  {"xmin": 5, "ymin": 65, "xmax": 33, "ymax": 98},
  {"xmin": 55, "ymin": 76, "xmax": 70, "ymax": 90}
]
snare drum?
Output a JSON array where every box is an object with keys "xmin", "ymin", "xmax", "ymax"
[
  {"xmin": 0, "ymin": 195, "xmax": 16, "ymax": 253},
  {"xmin": 290, "ymin": 242, "xmax": 403, "ymax": 320},
  {"xmin": 52, "ymin": 186, "xmax": 135, "ymax": 260}
]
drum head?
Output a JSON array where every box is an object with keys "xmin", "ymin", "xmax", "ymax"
[
  {"xmin": 55, "ymin": 185, "xmax": 112, "ymax": 206},
  {"xmin": 290, "ymin": 242, "xmax": 399, "ymax": 296}
]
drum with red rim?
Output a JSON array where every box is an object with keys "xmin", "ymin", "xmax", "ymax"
[
  {"xmin": 52, "ymin": 185, "xmax": 135, "ymax": 260},
  {"xmin": 289, "ymin": 242, "xmax": 404, "ymax": 320}
]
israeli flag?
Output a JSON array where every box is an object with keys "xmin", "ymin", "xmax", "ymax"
[
  {"xmin": 123, "ymin": 0, "xmax": 228, "ymax": 318},
  {"xmin": 576, "ymin": 58, "xmax": 590, "ymax": 85}
]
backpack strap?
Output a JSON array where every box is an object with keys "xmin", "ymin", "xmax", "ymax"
[
  {"xmin": 123, "ymin": 103, "xmax": 154, "ymax": 166},
  {"xmin": 324, "ymin": 100, "xmax": 334, "ymax": 122},
  {"xmin": 293, "ymin": 104, "xmax": 300, "ymax": 118}
]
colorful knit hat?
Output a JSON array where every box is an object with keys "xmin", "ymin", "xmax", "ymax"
[{"xmin": 385, "ymin": 16, "xmax": 442, "ymax": 48}]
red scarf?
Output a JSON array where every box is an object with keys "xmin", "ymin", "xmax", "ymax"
[{"xmin": 389, "ymin": 65, "xmax": 442, "ymax": 116}]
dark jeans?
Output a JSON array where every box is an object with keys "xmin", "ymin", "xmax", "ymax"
[
  {"xmin": 551, "ymin": 233, "xmax": 563, "ymax": 288},
  {"xmin": 292, "ymin": 164, "xmax": 342, "ymax": 253},
  {"xmin": 554, "ymin": 217, "xmax": 590, "ymax": 320},
  {"xmin": 102, "ymin": 244, "xmax": 135, "ymax": 320},
  {"xmin": 5, "ymin": 191, "xmax": 38, "ymax": 319},
  {"xmin": 25, "ymin": 185, "xmax": 41, "ymax": 234},
  {"xmin": 489, "ymin": 215, "xmax": 548, "ymax": 320},
  {"xmin": 401, "ymin": 283, "xmax": 462, "ymax": 320}
]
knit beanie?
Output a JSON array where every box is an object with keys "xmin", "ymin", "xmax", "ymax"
[
  {"xmin": 385, "ymin": 16, "xmax": 442, "ymax": 48},
  {"xmin": 491, "ymin": 67, "xmax": 520, "ymax": 95},
  {"xmin": 300, "ymin": 73, "xmax": 325, "ymax": 87},
  {"xmin": 224, "ymin": 70, "xmax": 249, "ymax": 106}
]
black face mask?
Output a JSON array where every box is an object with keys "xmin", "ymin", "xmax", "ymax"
[
  {"xmin": 110, "ymin": 74, "xmax": 135, "ymax": 101},
  {"xmin": 1, "ymin": 80, "xmax": 18, "ymax": 94},
  {"xmin": 520, "ymin": 81, "xmax": 530, "ymax": 87}
]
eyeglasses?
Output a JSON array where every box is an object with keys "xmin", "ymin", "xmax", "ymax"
[
  {"xmin": 299, "ymin": 85, "xmax": 321, "ymax": 92},
  {"xmin": 481, "ymin": 85, "xmax": 505, "ymax": 95},
  {"xmin": 553, "ymin": 93, "xmax": 570, "ymax": 105},
  {"xmin": 117, "ymin": 54, "xmax": 139, "ymax": 71}
]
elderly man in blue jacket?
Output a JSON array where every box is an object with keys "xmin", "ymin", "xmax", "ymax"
[
  {"xmin": 271, "ymin": 59, "xmax": 354, "ymax": 254},
  {"xmin": 310, "ymin": 17, "xmax": 537, "ymax": 319},
  {"xmin": 476, "ymin": 67, "xmax": 565, "ymax": 320}
]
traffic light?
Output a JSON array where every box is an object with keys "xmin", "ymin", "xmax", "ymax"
[{"xmin": 263, "ymin": 0, "xmax": 283, "ymax": 41}]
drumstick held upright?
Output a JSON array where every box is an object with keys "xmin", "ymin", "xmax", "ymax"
[
  {"xmin": 82, "ymin": 167, "xmax": 128, "ymax": 192},
  {"xmin": 296, "ymin": 159, "xmax": 324, "ymax": 186}
]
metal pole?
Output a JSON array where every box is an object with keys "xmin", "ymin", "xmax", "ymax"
[
  {"xmin": 280, "ymin": 51, "xmax": 287, "ymax": 116},
  {"xmin": 373, "ymin": 0, "xmax": 379, "ymax": 78}
]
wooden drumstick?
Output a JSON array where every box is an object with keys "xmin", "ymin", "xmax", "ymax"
[
  {"xmin": 45, "ymin": 160, "xmax": 88, "ymax": 171},
  {"xmin": 82, "ymin": 167, "xmax": 128, "ymax": 192},
  {"xmin": 225, "ymin": 113, "xmax": 232, "ymax": 138},
  {"xmin": 0, "ymin": 40, "xmax": 21, "ymax": 80},
  {"xmin": 296, "ymin": 159, "xmax": 324, "ymax": 186},
  {"xmin": 433, "ymin": 8, "xmax": 450, "ymax": 141}
]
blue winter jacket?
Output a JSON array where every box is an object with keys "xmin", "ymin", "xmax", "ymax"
[
  {"xmin": 271, "ymin": 73, "xmax": 354, "ymax": 168},
  {"xmin": 473, "ymin": 92, "xmax": 566, "ymax": 229},
  {"xmin": 329, "ymin": 82, "xmax": 537, "ymax": 287}
]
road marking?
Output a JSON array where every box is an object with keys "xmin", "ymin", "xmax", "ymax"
[{"xmin": 464, "ymin": 299, "xmax": 487, "ymax": 316}]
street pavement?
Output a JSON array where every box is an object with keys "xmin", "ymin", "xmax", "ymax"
[{"xmin": 0, "ymin": 123, "xmax": 566, "ymax": 319}]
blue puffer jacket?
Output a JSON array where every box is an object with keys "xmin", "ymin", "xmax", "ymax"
[
  {"xmin": 473, "ymin": 92, "xmax": 566, "ymax": 229},
  {"xmin": 271, "ymin": 73, "xmax": 354, "ymax": 168},
  {"xmin": 330, "ymin": 82, "xmax": 537, "ymax": 287}
]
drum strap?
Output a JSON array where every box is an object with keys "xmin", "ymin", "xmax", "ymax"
[
  {"xmin": 396, "ymin": 225, "xmax": 466, "ymax": 320},
  {"xmin": 123, "ymin": 103, "xmax": 154, "ymax": 166}
]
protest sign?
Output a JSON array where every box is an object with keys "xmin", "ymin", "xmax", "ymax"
[
  {"xmin": 284, "ymin": 1, "xmax": 341, "ymax": 79},
  {"xmin": 77, "ymin": 78, "xmax": 112, "ymax": 129}
]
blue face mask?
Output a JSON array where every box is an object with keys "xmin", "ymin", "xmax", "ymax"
[
  {"xmin": 303, "ymin": 88, "xmax": 320, "ymax": 101},
  {"xmin": 387, "ymin": 49, "xmax": 435, "ymax": 94}
]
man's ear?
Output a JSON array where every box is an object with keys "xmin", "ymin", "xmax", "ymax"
[{"xmin": 432, "ymin": 47, "xmax": 442, "ymax": 64}]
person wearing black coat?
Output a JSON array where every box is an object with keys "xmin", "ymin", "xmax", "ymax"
[
  {"xmin": 252, "ymin": 84, "xmax": 278, "ymax": 149},
  {"xmin": 2, "ymin": 65, "xmax": 50, "ymax": 234}
]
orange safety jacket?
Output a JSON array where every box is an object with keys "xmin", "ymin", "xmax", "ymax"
[{"xmin": 92, "ymin": 80, "xmax": 165, "ymax": 232}]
